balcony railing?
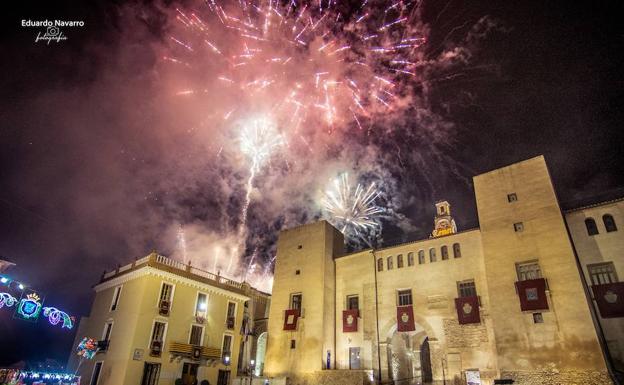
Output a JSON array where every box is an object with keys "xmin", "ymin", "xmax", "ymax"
[
  {"xmin": 169, "ymin": 342, "xmax": 221, "ymax": 362},
  {"xmin": 99, "ymin": 252, "xmax": 246, "ymax": 293}
]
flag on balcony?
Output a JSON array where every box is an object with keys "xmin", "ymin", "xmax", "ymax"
[
  {"xmin": 283, "ymin": 309, "xmax": 300, "ymax": 331},
  {"xmin": 396, "ymin": 305, "xmax": 415, "ymax": 331},
  {"xmin": 342, "ymin": 310, "xmax": 358, "ymax": 332},
  {"xmin": 454, "ymin": 296, "xmax": 480, "ymax": 324},
  {"xmin": 592, "ymin": 282, "xmax": 624, "ymax": 318},
  {"xmin": 515, "ymin": 278, "xmax": 548, "ymax": 311}
]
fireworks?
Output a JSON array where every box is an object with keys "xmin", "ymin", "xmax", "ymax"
[
  {"xmin": 321, "ymin": 173, "xmax": 384, "ymax": 243},
  {"xmin": 167, "ymin": 0, "xmax": 426, "ymax": 139},
  {"xmin": 239, "ymin": 116, "xmax": 284, "ymax": 172}
]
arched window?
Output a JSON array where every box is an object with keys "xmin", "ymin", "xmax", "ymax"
[
  {"xmin": 387, "ymin": 256, "xmax": 394, "ymax": 270},
  {"xmin": 377, "ymin": 258, "xmax": 383, "ymax": 272},
  {"xmin": 603, "ymin": 214, "xmax": 618, "ymax": 232},
  {"xmin": 418, "ymin": 250, "xmax": 425, "ymax": 264},
  {"xmin": 407, "ymin": 252, "xmax": 414, "ymax": 266},
  {"xmin": 453, "ymin": 243, "xmax": 461, "ymax": 258},
  {"xmin": 429, "ymin": 248, "xmax": 437, "ymax": 262},
  {"xmin": 441, "ymin": 246, "xmax": 449, "ymax": 260},
  {"xmin": 585, "ymin": 218, "xmax": 599, "ymax": 236},
  {"xmin": 397, "ymin": 254, "xmax": 404, "ymax": 268}
]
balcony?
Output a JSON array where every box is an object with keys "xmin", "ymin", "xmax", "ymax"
[
  {"xmin": 99, "ymin": 252, "xmax": 248, "ymax": 295},
  {"xmin": 169, "ymin": 342, "xmax": 222, "ymax": 363}
]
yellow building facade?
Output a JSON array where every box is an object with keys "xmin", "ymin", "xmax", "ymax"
[
  {"xmin": 263, "ymin": 156, "xmax": 620, "ymax": 385},
  {"xmin": 68, "ymin": 252, "xmax": 269, "ymax": 385}
]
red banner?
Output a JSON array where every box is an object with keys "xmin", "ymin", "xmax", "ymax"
[
  {"xmin": 454, "ymin": 296, "xmax": 480, "ymax": 324},
  {"xmin": 283, "ymin": 309, "xmax": 300, "ymax": 331},
  {"xmin": 396, "ymin": 305, "xmax": 415, "ymax": 331},
  {"xmin": 342, "ymin": 310, "xmax": 359, "ymax": 332},
  {"xmin": 515, "ymin": 278, "xmax": 549, "ymax": 311},
  {"xmin": 592, "ymin": 283, "xmax": 624, "ymax": 318}
]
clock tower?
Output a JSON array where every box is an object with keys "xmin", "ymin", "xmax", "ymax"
[{"xmin": 432, "ymin": 200, "xmax": 457, "ymax": 237}]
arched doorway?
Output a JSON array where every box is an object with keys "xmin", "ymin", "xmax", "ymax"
[
  {"xmin": 254, "ymin": 332, "xmax": 267, "ymax": 376},
  {"xmin": 386, "ymin": 332, "xmax": 433, "ymax": 384},
  {"xmin": 420, "ymin": 337, "xmax": 432, "ymax": 383}
]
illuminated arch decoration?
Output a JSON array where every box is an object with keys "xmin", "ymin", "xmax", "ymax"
[
  {"xmin": 0, "ymin": 292, "xmax": 18, "ymax": 309},
  {"xmin": 43, "ymin": 306, "xmax": 75, "ymax": 329},
  {"xmin": 14, "ymin": 291, "xmax": 44, "ymax": 322}
]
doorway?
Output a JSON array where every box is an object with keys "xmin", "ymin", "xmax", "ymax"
[
  {"xmin": 182, "ymin": 363, "xmax": 199, "ymax": 385},
  {"xmin": 217, "ymin": 369, "xmax": 230, "ymax": 385},
  {"xmin": 420, "ymin": 337, "xmax": 432, "ymax": 383},
  {"xmin": 349, "ymin": 347, "xmax": 361, "ymax": 369}
]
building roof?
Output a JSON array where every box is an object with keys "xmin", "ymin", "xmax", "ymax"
[{"xmin": 98, "ymin": 252, "xmax": 265, "ymax": 297}]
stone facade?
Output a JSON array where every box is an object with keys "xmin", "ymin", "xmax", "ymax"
[{"xmin": 263, "ymin": 156, "xmax": 618, "ymax": 385}]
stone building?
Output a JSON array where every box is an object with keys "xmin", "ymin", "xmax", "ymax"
[
  {"xmin": 67, "ymin": 252, "xmax": 270, "ymax": 385},
  {"xmin": 263, "ymin": 156, "xmax": 621, "ymax": 385}
]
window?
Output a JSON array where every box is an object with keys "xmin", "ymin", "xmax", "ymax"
[
  {"xmin": 159, "ymin": 283, "xmax": 173, "ymax": 315},
  {"xmin": 453, "ymin": 243, "xmax": 461, "ymax": 258},
  {"xmin": 290, "ymin": 293, "xmax": 302, "ymax": 310},
  {"xmin": 514, "ymin": 222, "xmax": 524, "ymax": 232},
  {"xmin": 149, "ymin": 321, "xmax": 166, "ymax": 356},
  {"xmin": 347, "ymin": 295, "xmax": 359, "ymax": 310},
  {"xmin": 140, "ymin": 363, "xmax": 160, "ymax": 385},
  {"xmin": 195, "ymin": 293, "xmax": 207, "ymax": 317},
  {"xmin": 295, "ymin": 269, "xmax": 300, "ymax": 275},
  {"xmin": 441, "ymin": 246, "xmax": 449, "ymax": 260},
  {"xmin": 429, "ymin": 248, "xmax": 436, "ymax": 262},
  {"xmin": 110, "ymin": 286, "xmax": 122, "ymax": 311},
  {"xmin": 189, "ymin": 325, "xmax": 204, "ymax": 345},
  {"xmin": 457, "ymin": 280, "xmax": 477, "ymax": 298},
  {"xmin": 603, "ymin": 214, "xmax": 617, "ymax": 232},
  {"xmin": 516, "ymin": 261, "xmax": 541, "ymax": 281},
  {"xmin": 90, "ymin": 362, "xmax": 103, "ymax": 385},
  {"xmin": 222, "ymin": 334, "xmax": 232, "ymax": 357},
  {"xmin": 533, "ymin": 313, "xmax": 543, "ymax": 324},
  {"xmin": 397, "ymin": 289, "xmax": 413, "ymax": 306},
  {"xmin": 102, "ymin": 322, "xmax": 113, "ymax": 348},
  {"xmin": 387, "ymin": 256, "xmax": 393, "ymax": 270},
  {"xmin": 407, "ymin": 252, "xmax": 414, "ymax": 266},
  {"xmin": 588, "ymin": 262, "xmax": 618, "ymax": 285},
  {"xmin": 297, "ymin": 245, "xmax": 303, "ymax": 249},
  {"xmin": 585, "ymin": 218, "xmax": 599, "ymax": 236},
  {"xmin": 226, "ymin": 302, "xmax": 236, "ymax": 329},
  {"xmin": 507, "ymin": 193, "xmax": 518, "ymax": 202},
  {"xmin": 377, "ymin": 258, "xmax": 383, "ymax": 272},
  {"xmin": 290, "ymin": 340, "xmax": 296, "ymax": 349},
  {"xmin": 418, "ymin": 250, "xmax": 425, "ymax": 264},
  {"xmin": 397, "ymin": 254, "xmax": 404, "ymax": 268}
]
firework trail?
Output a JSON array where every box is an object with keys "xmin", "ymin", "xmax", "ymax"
[
  {"xmin": 321, "ymin": 172, "xmax": 385, "ymax": 243},
  {"xmin": 176, "ymin": 224, "xmax": 188, "ymax": 264},
  {"xmin": 237, "ymin": 117, "xmax": 284, "ymax": 239}
]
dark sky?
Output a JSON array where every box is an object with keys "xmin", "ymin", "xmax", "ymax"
[{"xmin": 1, "ymin": 0, "xmax": 623, "ymax": 366}]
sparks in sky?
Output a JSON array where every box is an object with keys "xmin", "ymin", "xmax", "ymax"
[
  {"xmin": 167, "ymin": 0, "xmax": 426, "ymax": 140},
  {"xmin": 321, "ymin": 172, "xmax": 384, "ymax": 243}
]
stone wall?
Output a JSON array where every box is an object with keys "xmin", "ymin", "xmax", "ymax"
[
  {"xmin": 443, "ymin": 318, "xmax": 489, "ymax": 348},
  {"xmin": 500, "ymin": 369, "xmax": 613, "ymax": 385}
]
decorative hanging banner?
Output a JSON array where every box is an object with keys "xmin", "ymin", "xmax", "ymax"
[
  {"xmin": 14, "ymin": 290, "xmax": 44, "ymax": 322},
  {"xmin": 396, "ymin": 305, "xmax": 415, "ymax": 331},
  {"xmin": 515, "ymin": 278, "xmax": 548, "ymax": 311},
  {"xmin": 0, "ymin": 292, "xmax": 18, "ymax": 309},
  {"xmin": 43, "ymin": 307, "xmax": 75, "ymax": 329},
  {"xmin": 342, "ymin": 309, "xmax": 359, "ymax": 332},
  {"xmin": 76, "ymin": 337, "xmax": 99, "ymax": 360},
  {"xmin": 283, "ymin": 309, "xmax": 300, "ymax": 331},
  {"xmin": 591, "ymin": 282, "xmax": 624, "ymax": 318},
  {"xmin": 454, "ymin": 296, "xmax": 481, "ymax": 324}
]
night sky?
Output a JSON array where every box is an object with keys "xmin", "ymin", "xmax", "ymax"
[{"xmin": 1, "ymin": 0, "xmax": 623, "ymax": 367}]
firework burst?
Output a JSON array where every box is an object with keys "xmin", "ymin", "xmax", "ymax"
[
  {"xmin": 167, "ymin": 0, "xmax": 426, "ymax": 139},
  {"xmin": 321, "ymin": 172, "xmax": 385, "ymax": 244}
]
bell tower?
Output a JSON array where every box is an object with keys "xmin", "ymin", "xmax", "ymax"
[{"xmin": 432, "ymin": 200, "xmax": 457, "ymax": 237}]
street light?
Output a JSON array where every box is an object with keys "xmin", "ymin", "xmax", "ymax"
[
  {"xmin": 248, "ymin": 359, "xmax": 255, "ymax": 384},
  {"xmin": 0, "ymin": 277, "xmax": 8, "ymax": 284}
]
